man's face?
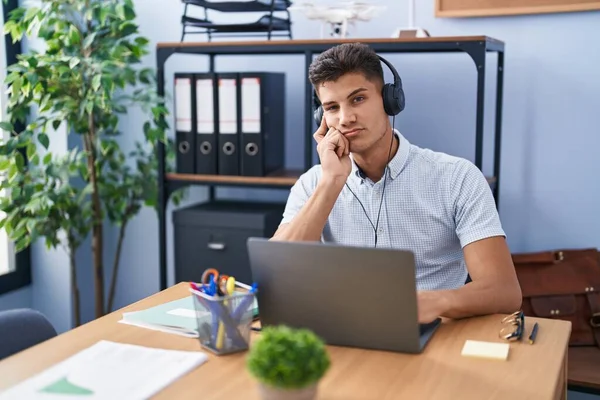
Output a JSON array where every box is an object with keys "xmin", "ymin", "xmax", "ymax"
[{"xmin": 317, "ymin": 72, "xmax": 388, "ymax": 154}]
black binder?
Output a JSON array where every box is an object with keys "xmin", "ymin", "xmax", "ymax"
[
  {"xmin": 174, "ymin": 73, "xmax": 196, "ymax": 173},
  {"xmin": 239, "ymin": 72, "xmax": 285, "ymax": 177},
  {"xmin": 217, "ymin": 73, "xmax": 240, "ymax": 176},
  {"xmin": 194, "ymin": 73, "xmax": 218, "ymax": 175}
]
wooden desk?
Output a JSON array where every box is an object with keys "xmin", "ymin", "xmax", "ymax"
[{"xmin": 0, "ymin": 283, "xmax": 571, "ymax": 399}]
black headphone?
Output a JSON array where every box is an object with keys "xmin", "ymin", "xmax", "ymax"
[{"xmin": 313, "ymin": 54, "xmax": 405, "ymax": 126}]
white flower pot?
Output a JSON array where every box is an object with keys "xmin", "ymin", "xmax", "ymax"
[{"xmin": 257, "ymin": 382, "xmax": 318, "ymax": 400}]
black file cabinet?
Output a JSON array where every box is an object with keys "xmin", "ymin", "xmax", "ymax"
[{"xmin": 173, "ymin": 200, "xmax": 285, "ymax": 285}]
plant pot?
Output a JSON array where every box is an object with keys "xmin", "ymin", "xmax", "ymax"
[{"xmin": 257, "ymin": 382, "xmax": 318, "ymax": 400}]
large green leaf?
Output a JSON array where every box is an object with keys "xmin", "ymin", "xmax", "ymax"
[
  {"xmin": 38, "ymin": 133, "xmax": 50, "ymax": 149},
  {"xmin": 0, "ymin": 121, "xmax": 14, "ymax": 132}
]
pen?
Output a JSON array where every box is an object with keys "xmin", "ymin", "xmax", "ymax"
[{"xmin": 529, "ymin": 322, "xmax": 539, "ymax": 344}]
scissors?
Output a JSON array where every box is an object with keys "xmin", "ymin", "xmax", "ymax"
[{"xmin": 200, "ymin": 268, "xmax": 235, "ymax": 297}]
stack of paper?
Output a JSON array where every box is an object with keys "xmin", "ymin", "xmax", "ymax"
[
  {"xmin": 119, "ymin": 295, "xmax": 259, "ymax": 338},
  {"xmin": 0, "ymin": 340, "xmax": 209, "ymax": 399},
  {"xmin": 119, "ymin": 296, "xmax": 209, "ymax": 338}
]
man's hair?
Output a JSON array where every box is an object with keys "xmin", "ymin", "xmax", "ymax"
[{"xmin": 308, "ymin": 42, "xmax": 384, "ymax": 92}]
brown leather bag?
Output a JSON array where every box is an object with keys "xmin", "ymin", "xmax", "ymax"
[{"xmin": 512, "ymin": 248, "xmax": 600, "ymax": 348}]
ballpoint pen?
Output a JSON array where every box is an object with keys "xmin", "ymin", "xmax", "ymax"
[{"xmin": 529, "ymin": 322, "xmax": 539, "ymax": 344}]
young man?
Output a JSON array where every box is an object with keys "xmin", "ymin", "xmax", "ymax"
[{"xmin": 271, "ymin": 42, "xmax": 522, "ymax": 323}]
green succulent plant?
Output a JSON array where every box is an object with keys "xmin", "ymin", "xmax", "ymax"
[{"xmin": 246, "ymin": 325, "xmax": 331, "ymax": 390}]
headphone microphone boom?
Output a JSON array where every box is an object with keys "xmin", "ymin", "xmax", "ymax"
[{"xmin": 313, "ymin": 54, "xmax": 405, "ymax": 126}]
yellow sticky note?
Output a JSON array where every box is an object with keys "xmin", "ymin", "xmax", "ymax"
[{"xmin": 461, "ymin": 340, "xmax": 509, "ymax": 361}]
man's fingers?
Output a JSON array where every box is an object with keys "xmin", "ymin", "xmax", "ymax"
[
  {"xmin": 336, "ymin": 139, "xmax": 344, "ymax": 158},
  {"xmin": 340, "ymin": 133, "xmax": 350, "ymax": 156},
  {"xmin": 317, "ymin": 127, "xmax": 351, "ymax": 159},
  {"xmin": 334, "ymin": 130, "xmax": 350, "ymax": 157},
  {"xmin": 313, "ymin": 116, "xmax": 329, "ymax": 143},
  {"xmin": 326, "ymin": 130, "xmax": 348, "ymax": 158},
  {"xmin": 320, "ymin": 114, "xmax": 328, "ymax": 130}
]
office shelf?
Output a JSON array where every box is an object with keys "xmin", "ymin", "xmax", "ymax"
[
  {"xmin": 180, "ymin": 0, "xmax": 293, "ymax": 41},
  {"xmin": 165, "ymin": 169, "xmax": 302, "ymax": 193},
  {"xmin": 156, "ymin": 36, "xmax": 506, "ymax": 290},
  {"xmin": 165, "ymin": 171, "xmax": 496, "ymax": 195}
]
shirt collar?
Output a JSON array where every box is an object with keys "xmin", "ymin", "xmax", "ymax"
[{"xmin": 350, "ymin": 129, "xmax": 410, "ymax": 182}]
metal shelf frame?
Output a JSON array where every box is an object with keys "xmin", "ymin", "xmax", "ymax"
[{"xmin": 155, "ymin": 36, "xmax": 505, "ymax": 290}]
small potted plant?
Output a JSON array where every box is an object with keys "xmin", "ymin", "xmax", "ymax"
[{"xmin": 246, "ymin": 325, "xmax": 331, "ymax": 400}]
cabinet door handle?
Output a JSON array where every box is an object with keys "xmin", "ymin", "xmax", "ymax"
[{"xmin": 207, "ymin": 242, "xmax": 226, "ymax": 251}]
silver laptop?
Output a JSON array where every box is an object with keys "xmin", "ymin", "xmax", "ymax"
[{"xmin": 246, "ymin": 238, "xmax": 441, "ymax": 354}]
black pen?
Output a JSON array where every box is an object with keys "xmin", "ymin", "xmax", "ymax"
[{"xmin": 529, "ymin": 322, "xmax": 539, "ymax": 344}]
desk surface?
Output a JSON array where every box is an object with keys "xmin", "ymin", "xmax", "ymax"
[{"xmin": 0, "ymin": 282, "xmax": 571, "ymax": 399}]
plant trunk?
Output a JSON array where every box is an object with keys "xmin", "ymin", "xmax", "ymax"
[
  {"xmin": 84, "ymin": 119, "xmax": 104, "ymax": 319},
  {"xmin": 68, "ymin": 237, "xmax": 81, "ymax": 327},
  {"xmin": 107, "ymin": 218, "xmax": 128, "ymax": 313}
]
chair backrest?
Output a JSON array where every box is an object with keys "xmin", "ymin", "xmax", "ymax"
[{"xmin": 0, "ymin": 308, "xmax": 57, "ymax": 361}]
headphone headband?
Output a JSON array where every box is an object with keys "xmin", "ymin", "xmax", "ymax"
[
  {"xmin": 377, "ymin": 55, "xmax": 401, "ymax": 90},
  {"xmin": 313, "ymin": 51, "xmax": 405, "ymax": 124}
]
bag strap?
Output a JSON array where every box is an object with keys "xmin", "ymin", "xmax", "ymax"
[
  {"xmin": 586, "ymin": 292, "xmax": 600, "ymax": 349},
  {"xmin": 512, "ymin": 248, "xmax": 600, "ymax": 265},
  {"xmin": 512, "ymin": 251, "xmax": 565, "ymax": 265}
]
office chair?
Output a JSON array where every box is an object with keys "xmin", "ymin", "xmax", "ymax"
[{"xmin": 0, "ymin": 308, "xmax": 57, "ymax": 361}]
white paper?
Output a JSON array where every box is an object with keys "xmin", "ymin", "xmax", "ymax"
[
  {"xmin": 166, "ymin": 308, "xmax": 198, "ymax": 319},
  {"xmin": 117, "ymin": 318, "xmax": 199, "ymax": 338},
  {"xmin": 0, "ymin": 340, "xmax": 208, "ymax": 399}
]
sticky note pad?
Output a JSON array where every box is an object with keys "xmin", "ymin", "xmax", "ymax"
[{"xmin": 461, "ymin": 340, "xmax": 509, "ymax": 361}]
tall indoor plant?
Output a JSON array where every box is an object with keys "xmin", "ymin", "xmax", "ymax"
[{"xmin": 0, "ymin": 0, "xmax": 180, "ymax": 325}]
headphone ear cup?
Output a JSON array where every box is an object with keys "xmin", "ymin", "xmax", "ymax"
[
  {"xmin": 382, "ymin": 83, "xmax": 405, "ymax": 116},
  {"xmin": 314, "ymin": 106, "xmax": 324, "ymax": 127},
  {"xmin": 381, "ymin": 83, "xmax": 396, "ymax": 116},
  {"xmin": 396, "ymin": 85, "xmax": 406, "ymax": 114}
]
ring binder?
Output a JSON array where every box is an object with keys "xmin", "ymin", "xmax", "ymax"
[
  {"xmin": 239, "ymin": 72, "xmax": 285, "ymax": 177},
  {"xmin": 217, "ymin": 74, "xmax": 240, "ymax": 176},
  {"xmin": 174, "ymin": 73, "xmax": 196, "ymax": 174},
  {"xmin": 195, "ymin": 73, "xmax": 218, "ymax": 174}
]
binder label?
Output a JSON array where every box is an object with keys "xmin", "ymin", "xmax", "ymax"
[
  {"xmin": 175, "ymin": 78, "xmax": 192, "ymax": 132},
  {"xmin": 218, "ymin": 78, "xmax": 237, "ymax": 134},
  {"xmin": 241, "ymin": 77, "xmax": 261, "ymax": 133},
  {"xmin": 196, "ymin": 78, "xmax": 214, "ymax": 134}
]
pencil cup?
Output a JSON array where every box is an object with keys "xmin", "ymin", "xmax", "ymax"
[{"xmin": 190, "ymin": 289, "xmax": 256, "ymax": 355}]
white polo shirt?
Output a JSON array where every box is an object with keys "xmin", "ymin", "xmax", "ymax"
[{"xmin": 280, "ymin": 130, "xmax": 506, "ymax": 291}]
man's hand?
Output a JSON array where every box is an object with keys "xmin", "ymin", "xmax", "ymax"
[
  {"xmin": 417, "ymin": 291, "xmax": 448, "ymax": 324},
  {"xmin": 313, "ymin": 117, "xmax": 352, "ymax": 181}
]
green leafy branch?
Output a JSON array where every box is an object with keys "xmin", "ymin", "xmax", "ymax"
[{"xmin": 0, "ymin": 0, "xmax": 182, "ymax": 324}]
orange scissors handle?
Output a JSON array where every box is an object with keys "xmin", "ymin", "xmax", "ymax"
[{"xmin": 201, "ymin": 268, "xmax": 219, "ymax": 285}]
